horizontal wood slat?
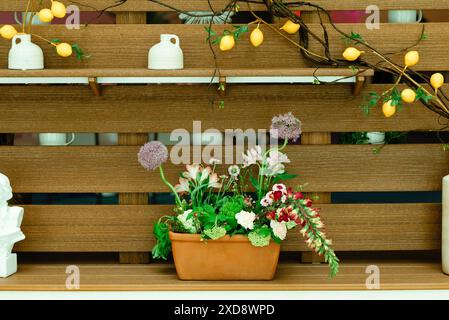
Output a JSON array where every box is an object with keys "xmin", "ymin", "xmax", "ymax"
[
  {"xmin": 1, "ymin": 1, "xmax": 448, "ymax": 11},
  {"xmin": 0, "ymin": 24, "xmax": 448, "ymax": 70},
  {"xmin": 0, "ymin": 84, "xmax": 444, "ymax": 133},
  {"xmin": 15, "ymin": 203, "xmax": 441, "ymax": 252},
  {"xmin": 2, "ymin": 262, "xmax": 449, "ymax": 291},
  {"xmin": 1, "ymin": 145, "xmax": 448, "ymax": 193}
]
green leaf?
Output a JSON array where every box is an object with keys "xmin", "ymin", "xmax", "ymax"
[{"xmin": 204, "ymin": 226, "xmax": 226, "ymax": 240}]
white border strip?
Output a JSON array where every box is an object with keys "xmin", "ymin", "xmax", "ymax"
[
  {"xmin": 0, "ymin": 76, "xmax": 356, "ymax": 85},
  {"xmin": 0, "ymin": 77, "xmax": 89, "ymax": 84},
  {"xmin": 0, "ymin": 290, "xmax": 448, "ymax": 300}
]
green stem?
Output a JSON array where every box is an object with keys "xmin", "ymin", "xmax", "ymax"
[{"xmin": 159, "ymin": 166, "xmax": 182, "ymax": 208}]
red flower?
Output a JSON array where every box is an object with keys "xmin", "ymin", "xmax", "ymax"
[
  {"xmin": 294, "ymin": 192, "xmax": 304, "ymax": 200},
  {"xmin": 266, "ymin": 211, "xmax": 276, "ymax": 220},
  {"xmin": 304, "ymin": 198, "xmax": 313, "ymax": 207},
  {"xmin": 273, "ymin": 190, "xmax": 283, "ymax": 201}
]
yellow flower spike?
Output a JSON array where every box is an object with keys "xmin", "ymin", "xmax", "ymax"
[
  {"xmin": 342, "ymin": 47, "xmax": 364, "ymax": 61},
  {"xmin": 0, "ymin": 25, "xmax": 17, "ymax": 40},
  {"xmin": 430, "ymin": 73, "xmax": 444, "ymax": 94},
  {"xmin": 219, "ymin": 35, "xmax": 235, "ymax": 51},
  {"xmin": 38, "ymin": 8, "xmax": 54, "ymax": 23},
  {"xmin": 250, "ymin": 26, "xmax": 264, "ymax": 47},
  {"xmin": 401, "ymin": 88, "xmax": 416, "ymax": 103},
  {"xmin": 51, "ymin": 1, "xmax": 67, "ymax": 19},
  {"xmin": 280, "ymin": 20, "xmax": 300, "ymax": 34},
  {"xmin": 404, "ymin": 51, "xmax": 419, "ymax": 68},
  {"xmin": 382, "ymin": 100, "xmax": 396, "ymax": 118},
  {"xmin": 56, "ymin": 43, "xmax": 73, "ymax": 57}
]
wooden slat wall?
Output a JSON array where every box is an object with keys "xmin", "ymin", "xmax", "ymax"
[
  {"xmin": 2, "ymin": 0, "xmax": 449, "ymax": 11},
  {"xmin": 0, "ymin": 145, "xmax": 447, "ymax": 193},
  {"xmin": 0, "ymin": 24, "xmax": 449, "ymax": 71},
  {"xmin": 0, "ymin": 84, "xmax": 445, "ymax": 133},
  {"xmin": 15, "ymin": 203, "xmax": 441, "ymax": 252},
  {"xmin": 0, "ymin": 1, "xmax": 447, "ymax": 259}
]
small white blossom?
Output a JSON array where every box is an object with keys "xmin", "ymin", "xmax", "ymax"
[
  {"xmin": 235, "ymin": 210, "xmax": 256, "ymax": 230},
  {"xmin": 177, "ymin": 209, "xmax": 197, "ymax": 233},
  {"xmin": 228, "ymin": 165, "xmax": 240, "ymax": 178},
  {"xmin": 270, "ymin": 220, "xmax": 287, "ymax": 240}
]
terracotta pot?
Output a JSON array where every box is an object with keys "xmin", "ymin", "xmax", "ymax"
[{"xmin": 169, "ymin": 231, "xmax": 280, "ymax": 280}]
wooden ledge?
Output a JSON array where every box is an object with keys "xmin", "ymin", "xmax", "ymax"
[{"xmin": 0, "ymin": 260, "xmax": 448, "ymax": 291}]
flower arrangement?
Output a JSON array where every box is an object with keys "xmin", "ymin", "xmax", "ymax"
[
  {"xmin": 0, "ymin": 0, "xmax": 86, "ymax": 60},
  {"xmin": 138, "ymin": 113, "xmax": 339, "ymax": 277}
]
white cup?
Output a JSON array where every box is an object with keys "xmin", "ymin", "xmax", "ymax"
[
  {"xmin": 388, "ymin": 10, "xmax": 423, "ymax": 23},
  {"xmin": 14, "ymin": 12, "xmax": 50, "ymax": 26},
  {"xmin": 38, "ymin": 133, "xmax": 75, "ymax": 146},
  {"xmin": 366, "ymin": 132, "xmax": 386, "ymax": 145}
]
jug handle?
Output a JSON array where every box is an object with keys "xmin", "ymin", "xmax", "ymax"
[
  {"xmin": 11, "ymin": 35, "xmax": 21, "ymax": 47},
  {"xmin": 170, "ymin": 35, "xmax": 180, "ymax": 47}
]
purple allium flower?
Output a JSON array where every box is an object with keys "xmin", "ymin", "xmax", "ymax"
[
  {"xmin": 138, "ymin": 141, "xmax": 168, "ymax": 170},
  {"xmin": 270, "ymin": 112, "xmax": 302, "ymax": 142}
]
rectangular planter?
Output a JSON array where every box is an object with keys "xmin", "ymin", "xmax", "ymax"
[{"xmin": 169, "ymin": 231, "xmax": 280, "ymax": 280}]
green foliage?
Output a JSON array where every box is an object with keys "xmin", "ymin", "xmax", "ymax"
[
  {"xmin": 341, "ymin": 31, "xmax": 365, "ymax": 45},
  {"xmin": 271, "ymin": 172, "xmax": 298, "ymax": 184},
  {"xmin": 360, "ymin": 92, "xmax": 381, "ymax": 116},
  {"xmin": 248, "ymin": 226, "xmax": 271, "ymax": 247},
  {"xmin": 415, "ymin": 87, "xmax": 433, "ymax": 103},
  {"xmin": 204, "ymin": 226, "xmax": 227, "ymax": 240},
  {"xmin": 389, "ymin": 87, "xmax": 402, "ymax": 108},
  {"xmin": 340, "ymin": 132, "xmax": 369, "ymax": 145},
  {"xmin": 152, "ymin": 220, "xmax": 171, "ymax": 260},
  {"xmin": 204, "ymin": 25, "xmax": 248, "ymax": 45}
]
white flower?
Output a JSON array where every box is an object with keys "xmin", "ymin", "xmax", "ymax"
[
  {"xmin": 228, "ymin": 165, "xmax": 240, "ymax": 178},
  {"xmin": 267, "ymin": 150, "xmax": 290, "ymax": 166},
  {"xmin": 199, "ymin": 166, "xmax": 211, "ymax": 182},
  {"xmin": 272, "ymin": 184, "xmax": 287, "ymax": 194},
  {"xmin": 270, "ymin": 220, "xmax": 287, "ymax": 240},
  {"xmin": 242, "ymin": 146, "xmax": 263, "ymax": 167},
  {"xmin": 262, "ymin": 163, "xmax": 285, "ymax": 176},
  {"xmin": 235, "ymin": 210, "xmax": 256, "ymax": 230},
  {"xmin": 208, "ymin": 173, "xmax": 221, "ymax": 189},
  {"xmin": 175, "ymin": 177, "xmax": 190, "ymax": 193},
  {"xmin": 260, "ymin": 195, "xmax": 273, "ymax": 207},
  {"xmin": 177, "ymin": 209, "xmax": 197, "ymax": 233},
  {"xmin": 184, "ymin": 164, "xmax": 200, "ymax": 180}
]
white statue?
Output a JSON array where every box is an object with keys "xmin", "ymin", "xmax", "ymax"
[{"xmin": 0, "ymin": 172, "xmax": 25, "ymax": 278}]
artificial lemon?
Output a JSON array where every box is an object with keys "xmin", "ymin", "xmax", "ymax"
[
  {"xmin": 0, "ymin": 25, "xmax": 17, "ymax": 40},
  {"xmin": 219, "ymin": 35, "xmax": 235, "ymax": 51},
  {"xmin": 280, "ymin": 20, "xmax": 300, "ymax": 34},
  {"xmin": 250, "ymin": 27, "xmax": 264, "ymax": 47},
  {"xmin": 51, "ymin": 1, "xmax": 67, "ymax": 18},
  {"xmin": 401, "ymin": 88, "xmax": 416, "ymax": 103},
  {"xmin": 430, "ymin": 73, "xmax": 444, "ymax": 90},
  {"xmin": 404, "ymin": 51, "xmax": 419, "ymax": 67},
  {"xmin": 382, "ymin": 100, "xmax": 396, "ymax": 118},
  {"xmin": 56, "ymin": 43, "xmax": 72, "ymax": 57},
  {"xmin": 342, "ymin": 47, "xmax": 364, "ymax": 61},
  {"xmin": 38, "ymin": 8, "xmax": 54, "ymax": 23}
]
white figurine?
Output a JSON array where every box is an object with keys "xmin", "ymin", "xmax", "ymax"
[{"xmin": 0, "ymin": 173, "xmax": 25, "ymax": 278}]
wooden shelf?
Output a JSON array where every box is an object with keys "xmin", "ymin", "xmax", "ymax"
[
  {"xmin": 0, "ymin": 68, "xmax": 374, "ymax": 84},
  {"xmin": 1, "ymin": 260, "xmax": 448, "ymax": 291}
]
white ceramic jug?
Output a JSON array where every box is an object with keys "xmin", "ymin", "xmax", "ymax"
[
  {"xmin": 148, "ymin": 34, "xmax": 184, "ymax": 70},
  {"xmin": 8, "ymin": 34, "xmax": 44, "ymax": 70}
]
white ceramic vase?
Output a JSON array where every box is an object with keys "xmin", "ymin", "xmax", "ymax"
[
  {"xmin": 39, "ymin": 133, "xmax": 75, "ymax": 146},
  {"xmin": 148, "ymin": 34, "xmax": 184, "ymax": 70},
  {"xmin": 8, "ymin": 34, "xmax": 44, "ymax": 70},
  {"xmin": 443, "ymin": 175, "xmax": 449, "ymax": 275},
  {"xmin": 366, "ymin": 132, "xmax": 386, "ymax": 145},
  {"xmin": 388, "ymin": 10, "xmax": 423, "ymax": 23}
]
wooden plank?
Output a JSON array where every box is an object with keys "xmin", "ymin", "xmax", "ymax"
[
  {"xmin": 117, "ymin": 133, "xmax": 150, "ymax": 264},
  {"xmin": 14, "ymin": 203, "xmax": 441, "ymax": 252},
  {"xmin": 301, "ymin": 132, "xmax": 330, "ymax": 263},
  {"xmin": 0, "ymin": 144, "xmax": 448, "ymax": 193},
  {"xmin": 0, "ymin": 84, "xmax": 444, "ymax": 133},
  {"xmin": 1, "ymin": 1, "xmax": 449, "ymax": 12},
  {"xmin": 0, "ymin": 24, "xmax": 448, "ymax": 70},
  {"xmin": 1, "ymin": 261, "xmax": 449, "ymax": 291}
]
